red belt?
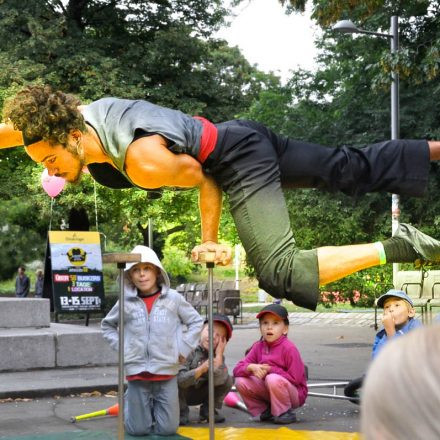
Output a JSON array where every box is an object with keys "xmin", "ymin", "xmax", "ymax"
[{"xmin": 193, "ymin": 116, "xmax": 218, "ymax": 163}]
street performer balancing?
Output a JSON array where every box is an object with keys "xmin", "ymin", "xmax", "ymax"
[{"xmin": 2, "ymin": 84, "xmax": 440, "ymax": 310}]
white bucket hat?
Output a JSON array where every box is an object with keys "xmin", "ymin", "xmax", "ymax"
[{"xmin": 124, "ymin": 245, "xmax": 170, "ymax": 288}]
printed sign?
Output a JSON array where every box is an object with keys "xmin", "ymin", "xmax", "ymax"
[{"xmin": 44, "ymin": 231, "xmax": 104, "ymax": 313}]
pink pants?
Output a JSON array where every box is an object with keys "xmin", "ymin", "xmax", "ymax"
[{"xmin": 235, "ymin": 373, "xmax": 300, "ymax": 417}]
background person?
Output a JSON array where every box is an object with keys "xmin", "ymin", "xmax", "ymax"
[
  {"xmin": 233, "ymin": 304, "xmax": 307, "ymax": 425},
  {"xmin": 101, "ymin": 245, "xmax": 203, "ymax": 436},
  {"xmin": 15, "ymin": 265, "xmax": 30, "ymax": 298},
  {"xmin": 34, "ymin": 269, "xmax": 44, "ymax": 298},
  {"xmin": 3, "ymin": 85, "xmax": 440, "ymax": 311},
  {"xmin": 177, "ymin": 313, "xmax": 233, "ymax": 425},
  {"xmin": 361, "ymin": 325, "xmax": 440, "ymax": 440}
]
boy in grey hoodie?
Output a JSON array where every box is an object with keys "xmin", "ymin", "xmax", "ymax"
[{"xmin": 101, "ymin": 245, "xmax": 203, "ymax": 436}]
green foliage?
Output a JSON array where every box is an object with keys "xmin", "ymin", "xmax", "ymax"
[
  {"xmin": 0, "ymin": 200, "xmax": 45, "ymax": 278},
  {"xmin": 0, "ymin": 0, "xmax": 265, "ymax": 115},
  {"xmin": 2, "ymin": 0, "xmax": 440, "ymax": 303},
  {"xmin": 162, "ymin": 246, "xmax": 196, "ymax": 284},
  {"xmin": 311, "ymin": 1, "xmax": 440, "ymax": 90},
  {"xmin": 238, "ymin": 0, "xmax": 440, "ymax": 292},
  {"xmin": 0, "ymin": 0, "xmax": 275, "ymax": 280}
]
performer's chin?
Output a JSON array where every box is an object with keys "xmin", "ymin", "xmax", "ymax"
[{"xmin": 66, "ymin": 169, "xmax": 83, "ymax": 185}]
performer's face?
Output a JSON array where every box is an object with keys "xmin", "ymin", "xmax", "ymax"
[{"xmin": 25, "ymin": 139, "xmax": 84, "ymax": 184}]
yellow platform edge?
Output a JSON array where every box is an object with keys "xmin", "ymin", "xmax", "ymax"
[{"xmin": 178, "ymin": 426, "xmax": 361, "ymax": 440}]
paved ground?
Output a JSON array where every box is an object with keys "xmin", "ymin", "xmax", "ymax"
[{"xmin": 0, "ymin": 316, "xmax": 376, "ymax": 439}]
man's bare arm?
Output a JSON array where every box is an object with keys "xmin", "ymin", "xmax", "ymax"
[
  {"xmin": 125, "ymin": 135, "xmax": 231, "ymax": 265},
  {"xmin": 193, "ymin": 174, "xmax": 231, "ymax": 265}
]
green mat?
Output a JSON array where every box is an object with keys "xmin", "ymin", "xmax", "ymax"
[{"xmin": 1, "ymin": 431, "xmax": 191, "ymax": 440}]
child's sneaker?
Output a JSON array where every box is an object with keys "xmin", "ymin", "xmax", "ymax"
[
  {"xmin": 259, "ymin": 406, "xmax": 274, "ymax": 422},
  {"xmin": 273, "ymin": 408, "xmax": 297, "ymax": 424},
  {"xmin": 179, "ymin": 407, "xmax": 189, "ymax": 425},
  {"xmin": 179, "ymin": 414, "xmax": 189, "ymax": 426}
]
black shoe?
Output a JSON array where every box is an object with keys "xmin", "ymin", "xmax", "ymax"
[
  {"xmin": 396, "ymin": 223, "xmax": 440, "ymax": 264},
  {"xmin": 179, "ymin": 414, "xmax": 189, "ymax": 426},
  {"xmin": 179, "ymin": 406, "xmax": 189, "ymax": 426},
  {"xmin": 199, "ymin": 404, "xmax": 225, "ymax": 423},
  {"xmin": 259, "ymin": 406, "xmax": 274, "ymax": 422},
  {"xmin": 273, "ymin": 408, "xmax": 297, "ymax": 425}
]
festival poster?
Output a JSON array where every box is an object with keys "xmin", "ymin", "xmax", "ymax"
[{"xmin": 46, "ymin": 231, "xmax": 104, "ymax": 313}]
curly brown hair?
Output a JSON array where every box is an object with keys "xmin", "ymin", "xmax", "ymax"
[{"xmin": 3, "ymin": 85, "xmax": 86, "ymax": 147}]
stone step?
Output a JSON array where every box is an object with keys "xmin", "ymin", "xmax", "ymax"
[
  {"xmin": 0, "ymin": 297, "xmax": 51, "ymax": 328},
  {"xmin": 0, "ymin": 323, "xmax": 116, "ymax": 372}
]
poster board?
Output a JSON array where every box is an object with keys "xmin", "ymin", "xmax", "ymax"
[{"xmin": 44, "ymin": 231, "xmax": 104, "ymax": 314}]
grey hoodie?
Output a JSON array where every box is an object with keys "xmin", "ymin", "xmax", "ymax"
[{"xmin": 101, "ymin": 246, "xmax": 203, "ymax": 376}]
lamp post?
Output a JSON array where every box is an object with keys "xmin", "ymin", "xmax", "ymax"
[{"xmin": 333, "ymin": 16, "xmax": 400, "ymax": 282}]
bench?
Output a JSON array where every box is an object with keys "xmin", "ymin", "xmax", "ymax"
[{"xmin": 175, "ymin": 281, "xmax": 242, "ymax": 323}]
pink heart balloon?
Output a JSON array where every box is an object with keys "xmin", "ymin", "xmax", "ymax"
[{"xmin": 41, "ymin": 169, "xmax": 66, "ymax": 198}]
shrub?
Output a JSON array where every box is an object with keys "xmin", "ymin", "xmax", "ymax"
[{"xmin": 319, "ymin": 266, "xmax": 393, "ymax": 307}]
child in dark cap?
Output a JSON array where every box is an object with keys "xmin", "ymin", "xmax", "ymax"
[
  {"xmin": 177, "ymin": 313, "xmax": 233, "ymax": 425},
  {"xmin": 233, "ymin": 304, "xmax": 307, "ymax": 424},
  {"xmin": 372, "ymin": 289, "xmax": 422, "ymax": 358}
]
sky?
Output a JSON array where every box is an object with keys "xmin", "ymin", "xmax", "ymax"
[{"xmin": 216, "ymin": 0, "xmax": 321, "ymax": 81}]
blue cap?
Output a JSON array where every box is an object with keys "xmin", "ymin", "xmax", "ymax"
[{"xmin": 377, "ymin": 289, "xmax": 414, "ymax": 308}]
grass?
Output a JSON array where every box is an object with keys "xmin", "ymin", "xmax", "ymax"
[{"xmin": 0, "ymin": 277, "xmax": 20, "ymax": 295}]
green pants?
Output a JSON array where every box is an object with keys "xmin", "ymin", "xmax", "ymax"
[{"xmin": 204, "ymin": 120, "xmax": 429, "ymax": 311}]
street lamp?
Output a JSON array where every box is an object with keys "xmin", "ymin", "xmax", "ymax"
[{"xmin": 333, "ymin": 16, "xmax": 400, "ymax": 281}]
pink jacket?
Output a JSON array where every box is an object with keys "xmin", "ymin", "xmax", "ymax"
[{"xmin": 233, "ymin": 335, "xmax": 308, "ymax": 405}]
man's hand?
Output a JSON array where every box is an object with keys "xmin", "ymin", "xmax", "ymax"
[
  {"xmin": 247, "ymin": 363, "xmax": 271, "ymax": 380},
  {"xmin": 382, "ymin": 312, "xmax": 396, "ymax": 337},
  {"xmin": 191, "ymin": 241, "xmax": 232, "ymax": 266}
]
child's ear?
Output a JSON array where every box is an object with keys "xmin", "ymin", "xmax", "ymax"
[{"xmin": 408, "ymin": 307, "xmax": 416, "ymax": 318}]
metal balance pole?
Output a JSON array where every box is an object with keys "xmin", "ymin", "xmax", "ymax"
[
  {"xmin": 198, "ymin": 251, "xmax": 217, "ymax": 440},
  {"xmin": 102, "ymin": 252, "xmax": 141, "ymax": 440}
]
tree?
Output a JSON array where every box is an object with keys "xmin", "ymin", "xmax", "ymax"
[
  {"xmin": 237, "ymin": 0, "xmax": 440, "ymax": 299},
  {"xmin": 0, "ymin": 1, "xmax": 276, "ymax": 280}
]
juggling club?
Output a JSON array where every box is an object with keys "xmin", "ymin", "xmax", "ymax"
[
  {"xmin": 70, "ymin": 403, "xmax": 118, "ymax": 423},
  {"xmin": 223, "ymin": 392, "xmax": 249, "ymax": 413}
]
